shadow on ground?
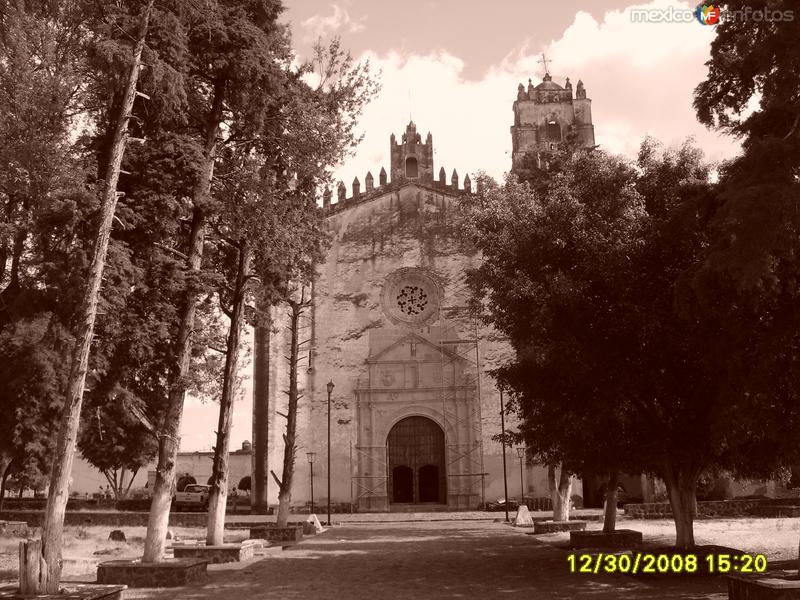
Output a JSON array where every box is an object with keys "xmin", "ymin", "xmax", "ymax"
[{"xmin": 123, "ymin": 521, "xmax": 727, "ymax": 600}]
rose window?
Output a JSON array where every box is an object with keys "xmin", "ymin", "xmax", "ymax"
[{"xmin": 396, "ymin": 286, "xmax": 429, "ymax": 316}]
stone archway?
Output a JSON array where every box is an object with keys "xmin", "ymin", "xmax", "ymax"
[{"xmin": 387, "ymin": 416, "xmax": 446, "ymax": 504}]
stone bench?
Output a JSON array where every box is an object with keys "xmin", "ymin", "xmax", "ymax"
[
  {"xmin": 97, "ymin": 558, "xmax": 207, "ymax": 588},
  {"xmin": 0, "ymin": 584, "xmax": 126, "ymax": 600},
  {"xmin": 533, "ymin": 520, "xmax": 587, "ymax": 534},
  {"xmin": 172, "ymin": 541, "xmax": 261, "ymax": 563},
  {"xmin": 569, "ymin": 529, "xmax": 643, "ymax": 549},
  {"xmin": 0, "ymin": 521, "xmax": 28, "ymax": 537},
  {"xmin": 728, "ymin": 572, "xmax": 800, "ymax": 599},
  {"xmin": 249, "ymin": 525, "xmax": 304, "ymax": 542}
]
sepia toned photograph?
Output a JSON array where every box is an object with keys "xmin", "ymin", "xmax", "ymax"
[{"xmin": 0, "ymin": 0, "xmax": 798, "ymax": 598}]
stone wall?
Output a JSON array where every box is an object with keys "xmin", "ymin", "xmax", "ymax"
[{"xmin": 623, "ymin": 497, "xmax": 800, "ymax": 519}]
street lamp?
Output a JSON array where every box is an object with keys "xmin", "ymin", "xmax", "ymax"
[
  {"xmin": 516, "ymin": 447, "xmax": 525, "ymax": 505},
  {"xmin": 499, "ymin": 388, "xmax": 510, "ymax": 523},
  {"xmin": 306, "ymin": 452, "xmax": 316, "ymax": 514},
  {"xmin": 326, "ymin": 380, "xmax": 334, "ymax": 526}
]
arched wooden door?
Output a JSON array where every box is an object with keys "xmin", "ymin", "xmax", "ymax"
[{"xmin": 387, "ymin": 416, "xmax": 446, "ymax": 504}]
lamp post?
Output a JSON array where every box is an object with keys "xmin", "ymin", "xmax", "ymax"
[
  {"xmin": 499, "ymin": 389, "xmax": 510, "ymax": 523},
  {"xmin": 306, "ymin": 452, "xmax": 316, "ymax": 514},
  {"xmin": 516, "ymin": 447, "xmax": 525, "ymax": 505},
  {"xmin": 326, "ymin": 380, "xmax": 334, "ymax": 526}
]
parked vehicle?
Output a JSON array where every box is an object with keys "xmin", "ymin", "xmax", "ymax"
[
  {"xmin": 486, "ymin": 498, "xmax": 520, "ymax": 512},
  {"xmin": 173, "ymin": 484, "xmax": 211, "ymax": 511}
]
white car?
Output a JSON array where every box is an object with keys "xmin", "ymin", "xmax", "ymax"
[{"xmin": 173, "ymin": 484, "xmax": 211, "ymax": 511}]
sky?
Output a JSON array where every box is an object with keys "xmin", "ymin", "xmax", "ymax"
[{"xmin": 178, "ymin": 0, "xmax": 742, "ymax": 451}]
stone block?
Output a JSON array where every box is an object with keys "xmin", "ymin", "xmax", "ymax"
[
  {"xmin": 250, "ymin": 525, "xmax": 303, "ymax": 543},
  {"xmin": 96, "ymin": 558, "xmax": 207, "ymax": 588},
  {"xmin": 513, "ymin": 506, "xmax": 534, "ymax": 528},
  {"xmin": 172, "ymin": 542, "xmax": 259, "ymax": 563},
  {"xmin": 569, "ymin": 529, "xmax": 643, "ymax": 549},
  {"xmin": 533, "ymin": 520, "xmax": 587, "ymax": 534},
  {"xmin": 0, "ymin": 584, "xmax": 126, "ymax": 600},
  {"xmin": 728, "ymin": 573, "xmax": 800, "ymax": 599},
  {"xmin": 108, "ymin": 530, "xmax": 126, "ymax": 542},
  {"xmin": 0, "ymin": 521, "xmax": 28, "ymax": 537},
  {"xmin": 307, "ymin": 515, "xmax": 325, "ymax": 534}
]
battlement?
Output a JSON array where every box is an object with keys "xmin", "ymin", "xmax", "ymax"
[{"xmin": 321, "ymin": 166, "xmax": 474, "ymax": 215}]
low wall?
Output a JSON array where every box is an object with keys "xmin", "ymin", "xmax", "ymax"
[{"xmin": 624, "ymin": 497, "xmax": 800, "ymax": 519}]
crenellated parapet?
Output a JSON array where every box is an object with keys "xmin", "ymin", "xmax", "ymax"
[
  {"xmin": 320, "ymin": 120, "xmax": 474, "ymax": 214},
  {"xmin": 320, "ymin": 165, "xmax": 473, "ymax": 215}
]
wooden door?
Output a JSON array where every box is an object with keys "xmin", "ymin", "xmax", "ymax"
[{"xmin": 387, "ymin": 416, "xmax": 446, "ymax": 503}]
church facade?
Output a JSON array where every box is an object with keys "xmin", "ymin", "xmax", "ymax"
[{"xmin": 261, "ymin": 74, "xmax": 596, "ymax": 511}]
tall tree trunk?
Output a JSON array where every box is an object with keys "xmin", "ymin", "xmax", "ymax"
[
  {"xmin": 602, "ymin": 469, "xmax": 619, "ymax": 534},
  {"xmin": 251, "ymin": 310, "xmax": 271, "ymax": 514},
  {"xmin": 142, "ymin": 208, "xmax": 205, "ymax": 562},
  {"xmin": 0, "ymin": 456, "xmax": 14, "ymax": 513},
  {"xmin": 206, "ymin": 242, "xmax": 251, "ymax": 545},
  {"xmin": 142, "ymin": 76, "xmax": 225, "ymax": 563},
  {"xmin": 29, "ymin": 4, "xmax": 153, "ymax": 592},
  {"xmin": 664, "ymin": 462, "xmax": 698, "ymax": 549},
  {"xmin": 549, "ymin": 464, "xmax": 573, "ymax": 522},
  {"xmin": 275, "ymin": 296, "xmax": 306, "ymax": 528}
]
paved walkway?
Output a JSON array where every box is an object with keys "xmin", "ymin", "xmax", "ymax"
[{"xmin": 130, "ymin": 521, "xmax": 728, "ymax": 600}]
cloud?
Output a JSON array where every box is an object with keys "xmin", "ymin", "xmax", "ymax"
[
  {"xmin": 301, "ymin": 4, "xmax": 366, "ymax": 42},
  {"xmin": 333, "ymin": 0, "xmax": 741, "ymax": 195}
]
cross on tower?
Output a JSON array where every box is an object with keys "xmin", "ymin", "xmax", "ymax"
[{"xmin": 537, "ymin": 52, "xmax": 551, "ymax": 76}]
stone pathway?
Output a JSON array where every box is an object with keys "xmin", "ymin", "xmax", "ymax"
[{"xmin": 128, "ymin": 521, "xmax": 728, "ymax": 600}]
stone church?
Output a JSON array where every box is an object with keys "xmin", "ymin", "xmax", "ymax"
[{"xmin": 258, "ymin": 72, "xmax": 597, "ymax": 511}]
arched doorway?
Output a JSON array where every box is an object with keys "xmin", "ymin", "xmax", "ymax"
[{"xmin": 387, "ymin": 416, "xmax": 446, "ymax": 504}]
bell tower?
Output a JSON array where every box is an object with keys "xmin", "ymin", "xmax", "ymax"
[
  {"xmin": 510, "ymin": 67, "xmax": 595, "ymax": 173},
  {"xmin": 390, "ymin": 121, "xmax": 434, "ymax": 183}
]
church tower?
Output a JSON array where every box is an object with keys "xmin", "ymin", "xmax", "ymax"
[
  {"xmin": 510, "ymin": 72, "xmax": 595, "ymax": 172},
  {"xmin": 390, "ymin": 120, "xmax": 434, "ymax": 183}
]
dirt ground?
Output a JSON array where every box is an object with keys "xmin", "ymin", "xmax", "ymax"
[
  {"xmin": 0, "ymin": 516, "xmax": 797, "ymax": 599},
  {"xmin": 534, "ymin": 517, "xmax": 800, "ymax": 561},
  {"xmin": 0, "ymin": 526, "xmax": 249, "ymax": 582}
]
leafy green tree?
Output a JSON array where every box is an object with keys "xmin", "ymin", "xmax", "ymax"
[
  {"xmin": 464, "ymin": 149, "xmax": 646, "ymax": 530},
  {"xmin": 464, "ymin": 139, "xmax": 769, "ymax": 548},
  {"xmin": 77, "ymin": 388, "xmax": 158, "ymax": 500},
  {"xmin": 691, "ymin": 0, "xmax": 800, "ymax": 499},
  {"xmin": 204, "ymin": 38, "xmax": 377, "ymax": 539}
]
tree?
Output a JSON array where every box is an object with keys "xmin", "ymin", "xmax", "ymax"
[
  {"xmin": 77, "ymin": 389, "xmax": 158, "ymax": 500},
  {"xmin": 138, "ymin": 0, "xmax": 291, "ymax": 562},
  {"xmin": 203, "ymin": 36, "xmax": 377, "ymax": 539},
  {"xmin": 465, "ymin": 149, "xmax": 646, "ymax": 530},
  {"xmin": 464, "ymin": 139, "xmax": 762, "ymax": 548},
  {"xmin": 691, "ymin": 0, "xmax": 800, "ymax": 534},
  {"xmin": 26, "ymin": 2, "xmax": 155, "ymax": 591}
]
